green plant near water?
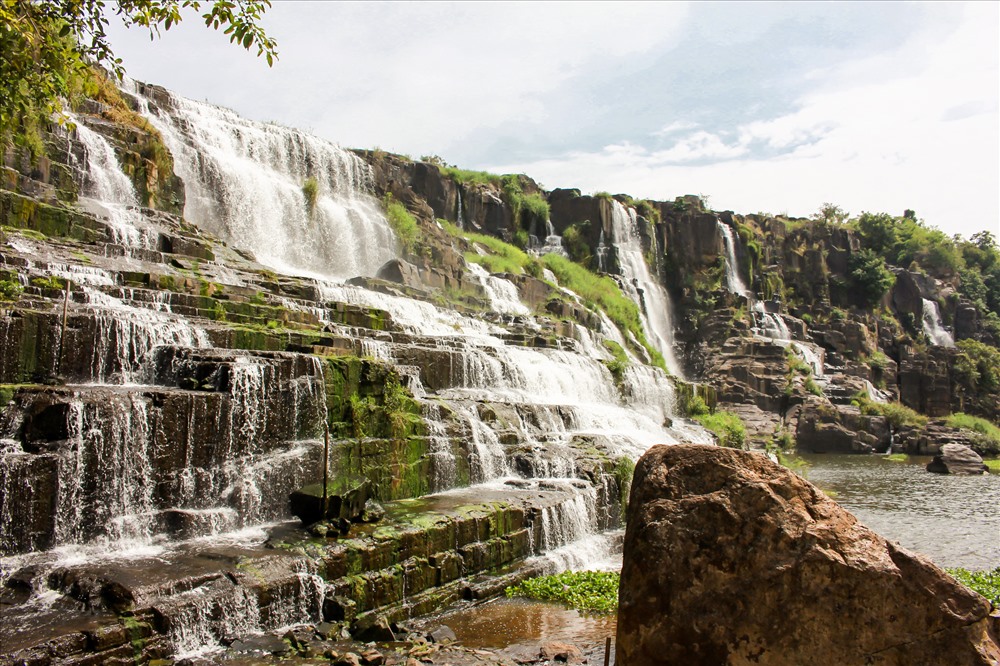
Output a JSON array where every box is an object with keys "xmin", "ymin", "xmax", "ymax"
[
  {"xmin": 613, "ymin": 455, "xmax": 635, "ymax": 521},
  {"xmin": 505, "ymin": 570, "xmax": 620, "ymax": 614},
  {"xmin": 541, "ymin": 254, "xmax": 665, "ymax": 370},
  {"xmin": 384, "ymin": 194, "xmax": 420, "ymax": 254},
  {"xmin": 852, "ymin": 393, "xmax": 928, "ymax": 429},
  {"xmin": 696, "ymin": 410, "xmax": 748, "ymax": 450},
  {"xmin": 302, "ymin": 177, "xmax": 319, "ymax": 214},
  {"xmin": 946, "ymin": 413, "xmax": 1000, "ymax": 457},
  {"xmin": 441, "ymin": 220, "xmax": 540, "ymax": 276},
  {"xmin": 602, "ymin": 340, "xmax": 629, "ymax": 384},
  {"xmin": 0, "ymin": 277, "xmax": 23, "ymax": 301},
  {"xmin": 947, "ymin": 567, "xmax": 1000, "ymax": 608}
]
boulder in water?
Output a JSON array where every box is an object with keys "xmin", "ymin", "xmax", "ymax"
[
  {"xmin": 927, "ymin": 443, "xmax": 988, "ymax": 475},
  {"xmin": 617, "ymin": 444, "xmax": 1000, "ymax": 666}
]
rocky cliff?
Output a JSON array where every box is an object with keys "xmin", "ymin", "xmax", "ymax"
[{"xmin": 1, "ymin": 73, "xmax": 998, "ymax": 663}]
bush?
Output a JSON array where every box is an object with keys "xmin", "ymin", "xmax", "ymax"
[
  {"xmin": 302, "ymin": 177, "xmax": 319, "ymax": 214},
  {"xmin": 602, "ymin": 340, "xmax": 629, "ymax": 383},
  {"xmin": 506, "ymin": 570, "xmax": 620, "ymax": 614},
  {"xmin": 854, "ymin": 394, "xmax": 928, "ymax": 429},
  {"xmin": 696, "ymin": 410, "xmax": 747, "ymax": 450},
  {"xmin": 848, "ymin": 248, "xmax": 894, "ymax": 307},
  {"xmin": 946, "ymin": 413, "xmax": 1000, "ymax": 457}
]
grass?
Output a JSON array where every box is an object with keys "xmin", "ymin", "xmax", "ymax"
[
  {"xmin": 983, "ymin": 459, "xmax": 1000, "ymax": 472},
  {"xmin": 853, "ymin": 393, "xmax": 928, "ymax": 429},
  {"xmin": 885, "ymin": 453, "xmax": 909, "ymax": 462},
  {"xmin": 696, "ymin": 410, "xmax": 747, "ymax": 450},
  {"xmin": 384, "ymin": 194, "xmax": 419, "ymax": 254},
  {"xmin": 947, "ymin": 567, "xmax": 1000, "ymax": 608},
  {"xmin": 441, "ymin": 220, "xmax": 538, "ymax": 275},
  {"xmin": 506, "ymin": 570, "xmax": 620, "ymax": 614},
  {"xmin": 541, "ymin": 254, "xmax": 665, "ymax": 370},
  {"xmin": 946, "ymin": 413, "xmax": 1000, "ymax": 456},
  {"xmin": 602, "ymin": 340, "xmax": 629, "ymax": 383}
]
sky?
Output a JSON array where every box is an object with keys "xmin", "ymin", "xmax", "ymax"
[{"xmin": 106, "ymin": 1, "xmax": 999, "ymax": 239}]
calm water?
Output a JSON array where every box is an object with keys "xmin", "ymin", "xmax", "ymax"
[{"xmin": 799, "ymin": 453, "xmax": 1000, "ymax": 570}]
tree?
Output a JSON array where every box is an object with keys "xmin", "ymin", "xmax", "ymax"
[
  {"xmin": 814, "ymin": 202, "xmax": 849, "ymax": 225},
  {"xmin": 1, "ymin": 0, "xmax": 277, "ymax": 144},
  {"xmin": 848, "ymin": 248, "xmax": 894, "ymax": 307}
]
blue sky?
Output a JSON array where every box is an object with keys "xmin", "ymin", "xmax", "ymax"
[{"xmin": 107, "ymin": 1, "xmax": 998, "ymax": 239}]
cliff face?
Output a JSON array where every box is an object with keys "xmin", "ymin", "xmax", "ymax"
[
  {"xmin": 353, "ymin": 159, "xmax": 999, "ymax": 453},
  {"xmin": 1, "ymin": 75, "xmax": 998, "ymax": 663}
]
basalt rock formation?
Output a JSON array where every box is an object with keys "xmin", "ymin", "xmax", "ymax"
[{"xmin": 617, "ymin": 444, "xmax": 1000, "ymax": 666}]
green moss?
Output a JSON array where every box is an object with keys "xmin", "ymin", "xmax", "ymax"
[{"xmin": 602, "ymin": 340, "xmax": 629, "ymax": 385}]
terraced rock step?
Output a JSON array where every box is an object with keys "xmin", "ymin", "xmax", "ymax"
[{"xmin": 0, "ymin": 480, "xmax": 615, "ymax": 664}]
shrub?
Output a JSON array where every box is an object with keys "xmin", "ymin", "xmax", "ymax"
[
  {"xmin": 854, "ymin": 394, "xmax": 928, "ymax": 429},
  {"xmin": 0, "ymin": 278, "xmax": 23, "ymax": 301},
  {"xmin": 302, "ymin": 177, "xmax": 319, "ymax": 214},
  {"xmin": 848, "ymin": 248, "xmax": 894, "ymax": 307},
  {"xmin": 946, "ymin": 413, "xmax": 1000, "ymax": 457},
  {"xmin": 696, "ymin": 410, "xmax": 747, "ymax": 450},
  {"xmin": 602, "ymin": 340, "xmax": 629, "ymax": 383}
]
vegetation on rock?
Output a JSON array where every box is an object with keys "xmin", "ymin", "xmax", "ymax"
[{"xmin": 695, "ymin": 410, "xmax": 748, "ymax": 450}]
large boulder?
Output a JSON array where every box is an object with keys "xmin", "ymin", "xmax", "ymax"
[
  {"xmin": 617, "ymin": 444, "xmax": 1000, "ymax": 666},
  {"xmin": 927, "ymin": 443, "xmax": 988, "ymax": 475}
]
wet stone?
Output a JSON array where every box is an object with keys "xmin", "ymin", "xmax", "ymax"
[{"xmin": 230, "ymin": 633, "xmax": 290, "ymax": 655}]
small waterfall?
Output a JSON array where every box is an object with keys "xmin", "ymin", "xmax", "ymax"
[
  {"xmin": 718, "ymin": 220, "xmax": 750, "ymax": 296},
  {"xmin": 456, "ymin": 188, "xmax": 465, "ymax": 230},
  {"xmin": 529, "ymin": 220, "xmax": 567, "ymax": 257},
  {"xmin": 71, "ymin": 119, "xmax": 155, "ymax": 249},
  {"xmin": 467, "ymin": 263, "xmax": 531, "ymax": 316},
  {"xmin": 718, "ymin": 220, "xmax": 791, "ymax": 342},
  {"xmin": 81, "ymin": 286, "xmax": 211, "ymax": 384},
  {"xmin": 921, "ymin": 298, "xmax": 954, "ymax": 347},
  {"xmin": 130, "ymin": 83, "xmax": 397, "ymax": 280},
  {"xmin": 596, "ymin": 230, "xmax": 608, "ymax": 273},
  {"xmin": 608, "ymin": 201, "xmax": 684, "ymax": 377}
]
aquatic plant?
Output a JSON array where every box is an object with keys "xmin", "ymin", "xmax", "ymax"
[{"xmin": 506, "ymin": 570, "xmax": 620, "ymax": 614}]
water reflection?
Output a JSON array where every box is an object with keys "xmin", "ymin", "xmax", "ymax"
[
  {"xmin": 799, "ymin": 453, "xmax": 1000, "ymax": 570},
  {"xmin": 430, "ymin": 597, "xmax": 616, "ymax": 651}
]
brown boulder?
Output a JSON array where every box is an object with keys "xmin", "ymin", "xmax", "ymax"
[
  {"xmin": 927, "ymin": 443, "xmax": 988, "ymax": 475},
  {"xmin": 617, "ymin": 444, "xmax": 1000, "ymax": 666}
]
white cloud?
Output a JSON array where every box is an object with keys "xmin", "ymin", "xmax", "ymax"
[{"xmin": 488, "ymin": 2, "xmax": 999, "ymax": 238}]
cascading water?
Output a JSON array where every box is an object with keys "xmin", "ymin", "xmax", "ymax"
[
  {"xmin": 921, "ymin": 298, "xmax": 955, "ymax": 347},
  {"xmin": 70, "ymin": 118, "xmax": 155, "ymax": 249},
  {"xmin": 1, "ymin": 79, "xmax": 716, "ymax": 659},
  {"xmin": 608, "ymin": 201, "xmax": 684, "ymax": 377},
  {"xmin": 717, "ymin": 219, "xmax": 791, "ymax": 342},
  {"xmin": 130, "ymin": 82, "xmax": 397, "ymax": 280}
]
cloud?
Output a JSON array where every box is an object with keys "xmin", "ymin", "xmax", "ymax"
[{"xmin": 486, "ymin": 2, "xmax": 999, "ymax": 238}]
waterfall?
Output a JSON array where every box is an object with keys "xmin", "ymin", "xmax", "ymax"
[
  {"xmin": 71, "ymin": 118, "xmax": 155, "ymax": 249},
  {"xmin": 596, "ymin": 230, "xmax": 609, "ymax": 273},
  {"xmin": 456, "ymin": 188, "xmax": 465, "ymax": 230},
  {"xmin": 921, "ymin": 298, "xmax": 954, "ymax": 347},
  {"xmin": 718, "ymin": 220, "xmax": 750, "ymax": 297},
  {"xmin": 130, "ymin": 82, "xmax": 397, "ymax": 280},
  {"xmin": 467, "ymin": 263, "xmax": 531, "ymax": 316},
  {"xmin": 529, "ymin": 219, "xmax": 567, "ymax": 257},
  {"xmin": 608, "ymin": 201, "xmax": 684, "ymax": 377},
  {"xmin": 718, "ymin": 220, "xmax": 791, "ymax": 342}
]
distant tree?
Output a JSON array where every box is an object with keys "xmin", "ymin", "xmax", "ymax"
[
  {"xmin": 814, "ymin": 202, "xmax": 849, "ymax": 225},
  {"xmin": 1, "ymin": 0, "xmax": 278, "ymax": 145}
]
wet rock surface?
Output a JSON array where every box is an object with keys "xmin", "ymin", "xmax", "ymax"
[{"xmin": 617, "ymin": 444, "xmax": 1000, "ymax": 666}]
